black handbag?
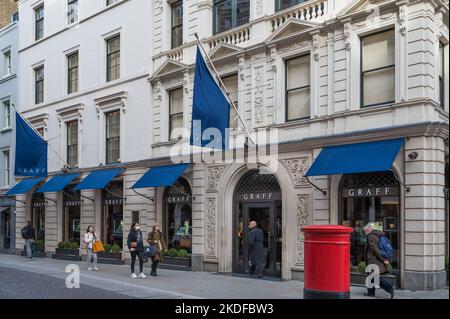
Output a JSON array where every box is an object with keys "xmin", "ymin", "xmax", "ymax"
[{"xmin": 144, "ymin": 245, "xmax": 156, "ymax": 258}]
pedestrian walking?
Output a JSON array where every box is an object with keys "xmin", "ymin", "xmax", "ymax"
[
  {"xmin": 83, "ymin": 225, "xmax": 98, "ymax": 271},
  {"xmin": 128, "ymin": 222, "xmax": 146, "ymax": 279},
  {"xmin": 21, "ymin": 221, "xmax": 35, "ymax": 261},
  {"xmin": 147, "ymin": 223, "xmax": 167, "ymax": 277},
  {"xmin": 364, "ymin": 223, "xmax": 395, "ymax": 299},
  {"xmin": 248, "ymin": 221, "xmax": 265, "ymax": 278}
]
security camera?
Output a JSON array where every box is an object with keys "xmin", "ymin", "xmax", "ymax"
[{"xmin": 408, "ymin": 151, "xmax": 419, "ymax": 160}]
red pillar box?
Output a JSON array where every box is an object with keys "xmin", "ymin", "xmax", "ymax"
[{"xmin": 301, "ymin": 225, "xmax": 353, "ymax": 299}]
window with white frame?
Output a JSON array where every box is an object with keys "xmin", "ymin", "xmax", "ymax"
[
  {"xmin": 106, "ymin": 35, "xmax": 120, "ymax": 82},
  {"xmin": 361, "ymin": 29, "xmax": 395, "ymax": 108},
  {"xmin": 171, "ymin": 1, "xmax": 183, "ymax": 49},
  {"xmin": 3, "ymin": 149, "xmax": 10, "ymax": 186},
  {"xmin": 35, "ymin": 4, "xmax": 44, "ymax": 41},
  {"xmin": 105, "ymin": 110, "xmax": 120, "ymax": 164},
  {"xmin": 286, "ymin": 55, "xmax": 311, "ymax": 121},
  {"xmin": 222, "ymin": 74, "xmax": 239, "ymax": 129},
  {"xmin": 67, "ymin": 0, "xmax": 79, "ymax": 24},
  {"xmin": 169, "ymin": 88, "xmax": 183, "ymax": 140},
  {"xmin": 213, "ymin": 0, "xmax": 250, "ymax": 35},
  {"xmin": 66, "ymin": 121, "xmax": 78, "ymax": 168},
  {"xmin": 35, "ymin": 65, "xmax": 44, "ymax": 104},
  {"xmin": 439, "ymin": 42, "xmax": 445, "ymax": 109},
  {"xmin": 67, "ymin": 52, "xmax": 79, "ymax": 94},
  {"xmin": 3, "ymin": 50, "xmax": 11, "ymax": 76},
  {"xmin": 2, "ymin": 100, "xmax": 11, "ymax": 129}
]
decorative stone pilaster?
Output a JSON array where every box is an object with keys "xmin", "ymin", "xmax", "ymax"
[
  {"xmin": 206, "ymin": 198, "xmax": 217, "ymax": 258},
  {"xmin": 295, "ymin": 194, "xmax": 309, "ymax": 265}
]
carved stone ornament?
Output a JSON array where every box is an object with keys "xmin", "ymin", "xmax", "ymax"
[
  {"xmin": 206, "ymin": 198, "xmax": 217, "ymax": 257},
  {"xmin": 296, "ymin": 194, "xmax": 309, "ymax": 265},
  {"xmin": 284, "ymin": 158, "xmax": 310, "ymax": 186},
  {"xmin": 207, "ymin": 166, "xmax": 226, "ymax": 192}
]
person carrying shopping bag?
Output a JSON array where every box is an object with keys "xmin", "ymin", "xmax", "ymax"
[
  {"xmin": 147, "ymin": 223, "xmax": 167, "ymax": 277},
  {"xmin": 83, "ymin": 225, "xmax": 99, "ymax": 271},
  {"xmin": 127, "ymin": 223, "xmax": 146, "ymax": 279}
]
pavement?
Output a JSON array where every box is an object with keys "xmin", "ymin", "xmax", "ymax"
[{"xmin": 0, "ymin": 254, "xmax": 448, "ymax": 299}]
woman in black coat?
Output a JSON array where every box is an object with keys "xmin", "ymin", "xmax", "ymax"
[{"xmin": 127, "ymin": 223, "xmax": 146, "ymax": 279}]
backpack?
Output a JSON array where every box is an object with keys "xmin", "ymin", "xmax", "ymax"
[
  {"xmin": 378, "ymin": 235, "xmax": 393, "ymax": 260},
  {"xmin": 21, "ymin": 226, "xmax": 28, "ymax": 239}
]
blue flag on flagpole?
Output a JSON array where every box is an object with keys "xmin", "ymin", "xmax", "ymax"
[
  {"xmin": 190, "ymin": 47, "xmax": 230, "ymax": 150},
  {"xmin": 14, "ymin": 112, "xmax": 48, "ymax": 177}
]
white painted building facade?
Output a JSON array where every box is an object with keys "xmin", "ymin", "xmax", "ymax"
[{"xmin": 13, "ymin": 0, "xmax": 449, "ymax": 291}]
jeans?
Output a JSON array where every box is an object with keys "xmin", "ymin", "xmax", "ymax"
[
  {"xmin": 87, "ymin": 248, "xmax": 97, "ymax": 269},
  {"xmin": 25, "ymin": 239, "xmax": 33, "ymax": 258},
  {"xmin": 367, "ymin": 275, "xmax": 393, "ymax": 295},
  {"xmin": 130, "ymin": 250, "xmax": 144, "ymax": 274}
]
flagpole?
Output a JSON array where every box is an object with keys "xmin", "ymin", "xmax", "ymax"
[
  {"xmin": 194, "ymin": 33, "xmax": 255, "ymax": 146},
  {"xmin": 12, "ymin": 104, "xmax": 70, "ymax": 170}
]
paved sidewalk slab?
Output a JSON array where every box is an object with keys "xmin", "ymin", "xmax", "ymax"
[{"xmin": 0, "ymin": 255, "xmax": 447, "ymax": 299}]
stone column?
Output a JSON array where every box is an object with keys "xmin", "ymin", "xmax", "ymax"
[{"xmin": 404, "ymin": 136, "xmax": 447, "ymax": 290}]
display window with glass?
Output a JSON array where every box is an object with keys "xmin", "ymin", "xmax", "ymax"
[
  {"xmin": 164, "ymin": 178, "xmax": 192, "ymax": 253},
  {"xmin": 32, "ymin": 193, "xmax": 46, "ymax": 241},
  {"xmin": 102, "ymin": 181, "xmax": 124, "ymax": 249},
  {"xmin": 63, "ymin": 186, "xmax": 81, "ymax": 243},
  {"xmin": 340, "ymin": 171, "xmax": 400, "ymax": 272}
]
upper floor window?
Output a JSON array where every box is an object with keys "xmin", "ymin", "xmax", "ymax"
[
  {"xmin": 35, "ymin": 5, "xmax": 44, "ymax": 41},
  {"xmin": 107, "ymin": 0, "xmax": 119, "ymax": 6},
  {"xmin": 106, "ymin": 36, "xmax": 120, "ymax": 82},
  {"xmin": 361, "ymin": 29, "xmax": 395, "ymax": 108},
  {"xmin": 2, "ymin": 100, "xmax": 11, "ymax": 129},
  {"xmin": 67, "ymin": 0, "xmax": 79, "ymax": 24},
  {"xmin": 106, "ymin": 110, "xmax": 120, "ymax": 164},
  {"xmin": 439, "ymin": 42, "xmax": 445, "ymax": 109},
  {"xmin": 35, "ymin": 66, "xmax": 44, "ymax": 104},
  {"xmin": 276, "ymin": 0, "xmax": 307, "ymax": 12},
  {"xmin": 66, "ymin": 121, "xmax": 78, "ymax": 168},
  {"xmin": 37, "ymin": 127, "xmax": 44, "ymax": 137},
  {"xmin": 222, "ymin": 74, "xmax": 239, "ymax": 129},
  {"xmin": 286, "ymin": 55, "xmax": 310, "ymax": 121},
  {"xmin": 67, "ymin": 52, "xmax": 79, "ymax": 94},
  {"xmin": 3, "ymin": 50, "xmax": 11, "ymax": 76},
  {"xmin": 169, "ymin": 88, "xmax": 183, "ymax": 140},
  {"xmin": 171, "ymin": 1, "xmax": 183, "ymax": 48},
  {"xmin": 2, "ymin": 149, "xmax": 10, "ymax": 186},
  {"xmin": 213, "ymin": 0, "xmax": 250, "ymax": 35}
]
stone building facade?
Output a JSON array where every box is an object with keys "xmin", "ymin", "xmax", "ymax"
[{"xmin": 10, "ymin": 0, "xmax": 449, "ymax": 291}]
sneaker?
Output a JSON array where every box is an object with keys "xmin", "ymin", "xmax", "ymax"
[
  {"xmin": 139, "ymin": 273, "xmax": 147, "ymax": 279},
  {"xmin": 93, "ymin": 267, "xmax": 99, "ymax": 271},
  {"xmin": 88, "ymin": 267, "xmax": 92, "ymax": 271},
  {"xmin": 150, "ymin": 272, "xmax": 157, "ymax": 277},
  {"xmin": 131, "ymin": 273, "xmax": 138, "ymax": 279}
]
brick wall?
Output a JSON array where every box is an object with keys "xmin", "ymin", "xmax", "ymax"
[{"xmin": 0, "ymin": 0, "xmax": 17, "ymax": 29}]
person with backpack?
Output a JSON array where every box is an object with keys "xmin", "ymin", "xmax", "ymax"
[
  {"xmin": 364, "ymin": 223, "xmax": 395, "ymax": 299},
  {"xmin": 21, "ymin": 221, "xmax": 35, "ymax": 261}
]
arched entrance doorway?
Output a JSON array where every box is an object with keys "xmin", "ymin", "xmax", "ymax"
[
  {"xmin": 163, "ymin": 177, "xmax": 192, "ymax": 254},
  {"xmin": 233, "ymin": 170, "xmax": 282, "ymax": 278},
  {"xmin": 339, "ymin": 171, "xmax": 401, "ymax": 276}
]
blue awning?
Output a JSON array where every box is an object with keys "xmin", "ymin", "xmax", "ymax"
[
  {"xmin": 73, "ymin": 168, "xmax": 124, "ymax": 191},
  {"xmin": 35, "ymin": 173, "xmax": 81, "ymax": 193},
  {"xmin": 305, "ymin": 138, "xmax": 404, "ymax": 177},
  {"xmin": 132, "ymin": 163, "xmax": 190, "ymax": 189},
  {"xmin": 6, "ymin": 177, "xmax": 46, "ymax": 196}
]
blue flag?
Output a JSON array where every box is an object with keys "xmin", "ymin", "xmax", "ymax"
[
  {"xmin": 15, "ymin": 112, "xmax": 47, "ymax": 177},
  {"xmin": 190, "ymin": 47, "xmax": 230, "ymax": 150}
]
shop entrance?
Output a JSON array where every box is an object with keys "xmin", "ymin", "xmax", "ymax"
[
  {"xmin": 233, "ymin": 170, "xmax": 282, "ymax": 278},
  {"xmin": 32, "ymin": 193, "xmax": 46, "ymax": 241},
  {"xmin": 2, "ymin": 208, "xmax": 11, "ymax": 250}
]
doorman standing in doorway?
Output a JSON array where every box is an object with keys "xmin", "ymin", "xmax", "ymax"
[{"xmin": 248, "ymin": 221, "xmax": 264, "ymax": 278}]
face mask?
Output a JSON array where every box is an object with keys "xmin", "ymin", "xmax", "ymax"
[{"xmin": 135, "ymin": 227, "xmax": 140, "ymax": 231}]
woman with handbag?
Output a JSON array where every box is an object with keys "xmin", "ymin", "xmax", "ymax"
[
  {"xmin": 83, "ymin": 225, "xmax": 98, "ymax": 271},
  {"xmin": 127, "ymin": 223, "xmax": 146, "ymax": 279},
  {"xmin": 147, "ymin": 223, "xmax": 167, "ymax": 277}
]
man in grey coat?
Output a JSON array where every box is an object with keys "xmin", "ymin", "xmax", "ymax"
[{"xmin": 248, "ymin": 221, "xmax": 265, "ymax": 278}]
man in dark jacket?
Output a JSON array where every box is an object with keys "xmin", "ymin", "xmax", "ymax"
[
  {"xmin": 248, "ymin": 221, "xmax": 265, "ymax": 278},
  {"xmin": 364, "ymin": 223, "xmax": 395, "ymax": 298},
  {"xmin": 21, "ymin": 221, "xmax": 35, "ymax": 260}
]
